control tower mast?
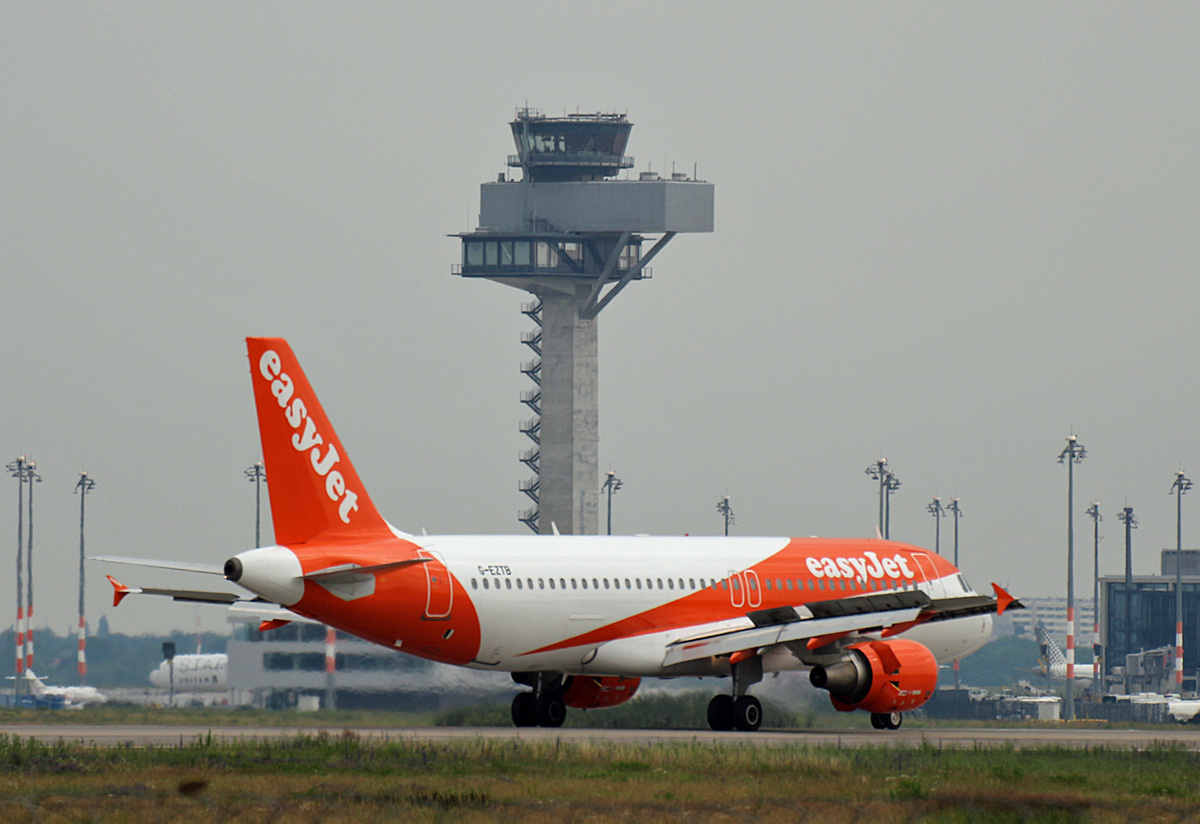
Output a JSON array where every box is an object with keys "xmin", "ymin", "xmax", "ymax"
[{"xmin": 455, "ymin": 108, "xmax": 713, "ymax": 534}]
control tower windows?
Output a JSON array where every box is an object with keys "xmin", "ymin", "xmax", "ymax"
[
  {"xmin": 536, "ymin": 242, "xmax": 558, "ymax": 269},
  {"xmin": 485, "ymin": 242, "xmax": 498, "ymax": 266},
  {"xmin": 514, "ymin": 241, "xmax": 530, "ymax": 266},
  {"xmin": 465, "ymin": 242, "xmax": 483, "ymax": 267}
]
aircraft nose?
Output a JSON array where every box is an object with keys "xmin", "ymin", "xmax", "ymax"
[{"xmin": 226, "ymin": 546, "xmax": 304, "ymax": 605}]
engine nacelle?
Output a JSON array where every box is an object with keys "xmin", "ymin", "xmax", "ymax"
[
  {"xmin": 809, "ymin": 639, "xmax": 937, "ymax": 714},
  {"xmin": 562, "ymin": 676, "xmax": 641, "ymax": 709}
]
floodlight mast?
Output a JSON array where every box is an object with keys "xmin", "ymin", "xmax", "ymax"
[
  {"xmin": 1085, "ymin": 502, "xmax": 1101, "ymax": 685},
  {"xmin": 601, "ymin": 470, "xmax": 623, "ymax": 536},
  {"xmin": 1171, "ymin": 471, "xmax": 1192, "ymax": 694},
  {"xmin": 245, "ymin": 461, "xmax": 267, "ymax": 548},
  {"xmin": 946, "ymin": 497, "xmax": 963, "ymax": 690},
  {"xmin": 1057, "ymin": 434, "xmax": 1086, "ymax": 720},
  {"xmin": 926, "ymin": 496, "xmax": 945, "ymax": 555},
  {"xmin": 864, "ymin": 458, "xmax": 889, "ymax": 537},
  {"xmin": 74, "ymin": 472, "xmax": 96, "ymax": 683},
  {"xmin": 1117, "ymin": 505, "xmax": 1137, "ymax": 696},
  {"xmin": 884, "ymin": 473, "xmax": 901, "ymax": 539},
  {"xmin": 716, "ymin": 496, "xmax": 735, "ymax": 537},
  {"xmin": 6, "ymin": 457, "xmax": 27, "ymax": 697},
  {"xmin": 25, "ymin": 461, "xmax": 40, "ymax": 675}
]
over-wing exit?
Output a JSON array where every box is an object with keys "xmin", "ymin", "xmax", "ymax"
[{"xmin": 99, "ymin": 337, "xmax": 1020, "ymax": 731}]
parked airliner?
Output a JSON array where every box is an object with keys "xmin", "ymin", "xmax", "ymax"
[{"xmin": 99, "ymin": 337, "xmax": 1018, "ymax": 731}]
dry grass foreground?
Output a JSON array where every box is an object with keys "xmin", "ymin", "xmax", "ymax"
[{"xmin": 3, "ymin": 731, "xmax": 1200, "ymax": 822}]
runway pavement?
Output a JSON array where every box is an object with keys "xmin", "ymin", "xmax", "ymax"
[{"xmin": 3, "ymin": 723, "xmax": 1200, "ymax": 749}]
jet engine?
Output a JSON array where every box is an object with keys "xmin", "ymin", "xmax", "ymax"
[
  {"xmin": 562, "ymin": 676, "xmax": 641, "ymax": 709},
  {"xmin": 808, "ymin": 639, "xmax": 937, "ymax": 714}
]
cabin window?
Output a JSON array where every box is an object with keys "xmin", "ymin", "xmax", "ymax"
[
  {"xmin": 505, "ymin": 579, "xmax": 512, "ymax": 590},
  {"xmin": 748, "ymin": 577, "xmax": 758, "ymax": 592},
  {"xmin": 678, "ymin": 578, "xmax": 685, "ymax": 590},
  {"xmin": 482, "ymin": 579, "xmax": 489, "ymax": 590},
  {"xmin": 604, "ymin": 579, "xmax": 610, "ymax": 590},
  {"xmin": 516, "ymin": 579, "xmax": 523, "ymax": 590},
  {"xmin": 656, "ymin": 578, "xmax": 664, "ymax": 589},
  {"xmin": 560, "ymin": 578, "xmax": 566, "ymax": 590},
  {"xmin": 668, "ymin": 579, "xmax": 675, "ymax": 590},
  {"xmin": 636, "ymin": 579, "xmax": 642, "ymax": 590},
  {"xmin": 839, "ymin": 580, "xmax": 846, "ymax": 591},
  {"xmin": 527, "ymin": 578, "xmax": 533, "ymax": 590},
  {"xmin": 625, "ymin": 578, "xmax": 631, "ymax": 589},
  {"xmin": 548, "ymin": 578, "xmax": 555, "ymax": 590},
  {"xmin": 731, "ymin": 578, "xmax": 740, "ymax": 592},
  {"xmin": 593, "ymin": 578, "xmax": 599, "ymax": 590},
  {"xmin": 581, "ymin": 579, "xmax": 588, "ymax": 590},
  {"xmin": 647, "ymin": 579, "xmax": 654, "ymax": 589},
  {"xmin": 571, "ymin": 578, "xmax": 577, "ymax": 589},
  {"xmin": 538, "ymin": 578, "xmax": 545, "ymax": 589},
  {"xmin": 765, "ymin": 579, "xmax": 773, "ymax": 591},
  {"xmin": 721, "ymin": 580, "xmax": 728, "ymax": 590},
  {"xmin": 689, "ymin": 578, "xmax": 696, "ymax": 590},
  {"xmin": 817, "ymin": 580, "xmax": 825, "ymax": 591},
  {"xmin": 471, "ymin": 578, "xmax": 478, "ymax": 590},
  {"xmin": 847, "ymin": 580, "xmax": 855, "ymax": 592}
]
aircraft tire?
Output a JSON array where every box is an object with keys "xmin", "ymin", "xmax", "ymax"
[
  {"xmin": 511, "ymin": 692, "xmax": 537, "ymax": 727},
  {"xmin": 536, "ymin": 696, "xmax": 567, "ymax": 728},
  {"xmin": 885, "ymin": 711, "xmax": 902, "ymax": 730},
  {"xmin": 707, "ymin": 694, "xmax": 734, "ymax": 731},
  {"xmin": 870, "ymin": 712, "xmax": 887, "ymax": 730},
  {"xmin": 733, "ymin": 696, "xmax": 762, "ymax": 732}
]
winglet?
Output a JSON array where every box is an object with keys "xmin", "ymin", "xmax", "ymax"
[
  {"xmin": 258, "ymin": 618, "xmax": 292, "ymax": 632},
  {"xmin": 992, "ymin": 582, "xmax": 1018, "ymax": 616},
  {"xmin": 107, "ymin": 575, "xmax": 134, "ymax": 607}
]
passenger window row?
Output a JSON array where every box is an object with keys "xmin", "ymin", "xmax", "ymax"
[{"xmin": 468, "ymin": 574, "xmax": 918, "ymax": 595}]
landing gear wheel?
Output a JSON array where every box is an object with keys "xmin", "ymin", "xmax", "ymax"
[
  {"xmin": 884, "ymin": 711, "xmax": 902, "ymax": 730},
  {"xmin": 511, "ymin": 692, "xmax": 537, "ymax": 727},
  {"xmin": 536, "ymin": 696, "xmax": 566, "ymax": 728},
  {"xmin": 733, "ymin": 696, "xmax": 762, "ymax": 732},
  {"xmin": 870, "ymin": 712, "xmax": 887, "ymax": 730},
  {"xmin": 707, "ymin": 694, "xmax": 734, "ymax": 731}
]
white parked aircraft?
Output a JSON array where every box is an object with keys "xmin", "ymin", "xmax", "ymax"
[
  {"xmin": 24, "ymin": 670, "xmax": 108, "ymax": 707},
  {"xmin": 99, "ymin": 337, "xmax": 1019, "ymax": 731},
  {"xmin": 149, "ymin": 654, "xmax": 228, "ymax": 692}
]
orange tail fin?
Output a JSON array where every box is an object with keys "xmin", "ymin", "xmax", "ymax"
[{"xmin": 246, "ymin": 337, "xmax": 391, "ymax": 545}]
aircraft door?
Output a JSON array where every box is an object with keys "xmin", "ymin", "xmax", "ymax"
[
  {"xmin": 744, "ymin": 570, "xmax": 762, "ymax": 608},
  {"xmin": 419, "ymin": 549, "xmax": 453, "ymax": 620},
  {"xmin": 728, "ymin": 572, "xmax": 745, "ymax": 608},
  {"xmin": 910, "ymin": 553, "xmax": 945, "ymax": 600}
]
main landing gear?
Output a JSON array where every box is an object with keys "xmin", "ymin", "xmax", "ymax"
[
  {"xmin": 511, "ymin": 672, "xmax": 567, "ymax": 728},
  {"xmin": 870, "ymin": 711, "xmax": 902, "ymax": 730},
  {"xmin": 708, "ymin": 654, "xmax": 764, "ymax": 731}
]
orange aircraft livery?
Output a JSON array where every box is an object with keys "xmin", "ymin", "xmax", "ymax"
[{"xmin": 101, "ymin": 337, "xmax": 1019, "ymax": 731}]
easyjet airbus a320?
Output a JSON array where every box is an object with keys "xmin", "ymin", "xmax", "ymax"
[{"xmin": 100, "ymin": 337, "xmax": 1019, "ymax": 731}]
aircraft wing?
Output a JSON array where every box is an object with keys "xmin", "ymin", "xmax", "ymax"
[{"xmin": 663, "ymin": 586, "xmax": 1021, "ymax": 668}]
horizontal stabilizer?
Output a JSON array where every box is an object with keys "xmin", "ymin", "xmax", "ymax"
[
  {"xmin": 106, "ymin": 574, "xmax": 261, "ymax": 607},
  {"xmin": 91, "ymin": 555, "xmax": 225, "ymax": 576}
]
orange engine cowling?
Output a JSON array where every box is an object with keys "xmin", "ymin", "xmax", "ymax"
[
  {"xmin": 562, "ymin": 676, "xmax": 641, "ymax": 709},
  {"xmin": 808, "ymin": 639, "xmax": 938, "ymax": 714}
]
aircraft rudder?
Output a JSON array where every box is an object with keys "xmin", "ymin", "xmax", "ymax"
[{"xmin": 245, "ymin": 337, "xmax": 388, "ymax": 545}]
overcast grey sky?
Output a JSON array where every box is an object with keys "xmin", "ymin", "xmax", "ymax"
[{"xmin": 3, "ymin": 3, "xmax": 1200, "ymax": 636}]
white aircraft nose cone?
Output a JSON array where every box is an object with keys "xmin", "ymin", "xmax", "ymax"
[{"xmin": 225, "ymin": 546, "xmax": 304, "ymax": 605}]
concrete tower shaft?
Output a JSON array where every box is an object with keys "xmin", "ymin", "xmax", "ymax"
[{"xmin": 454, "ymin": 108, "xmax": 713, "ymax": 534}]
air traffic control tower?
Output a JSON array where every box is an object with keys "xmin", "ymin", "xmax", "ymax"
[{"xmin": 454, "ymin": 108, "xmax": 713, "ymax": 534}]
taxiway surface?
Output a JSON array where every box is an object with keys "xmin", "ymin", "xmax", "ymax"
[{"xmin": 2, "ymin": 724, "xmax": 1199, "ymax": 750}]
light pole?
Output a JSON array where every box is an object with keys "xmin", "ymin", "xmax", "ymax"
[
  {"xmin": 601, "ymin": 470, "xmax": 623, "ymax": 536},
  {"xmin": 946, "ymin": 498, "xmax": 963, "ymax": 567},
  {"xmin": 927, "ymin": 496, "xmax": 945, "ymax": 555},
  {"xmin": 1057, "ymin": 434, "xmax": 1086, "ymax": 720},
  {"xmin": 1171, "ymin": 471, "xmax": 1192, "ymax": 695},
  {"xmin": 1085, "ymin": 502, "xmax": 1101, "ymax": 687},
  {"xmin": 884, "ymin": 473, "xmax": 901, "ymax": 539},
  {"xmin": 716, "ymin": 496, "xmax": 735, "ymax": 537},
  {"xmin": 945, "ymin": 496, "xmax": 963, "ymax": 690},
  {"xmin": 865, "ymin": 458, "xmax": 889, "ymax": 537},
  {"xmin": 1117, "ymin": 505, "xmax": 1137, "ymax": 696},
  {"xmin": 25, "ymin": 461, "xmax": 40, "ymax": 675},
  {"xmin": 245, "ymin": 462, "xmax": 266, "ymax": 548},
  {"xmin": 75, "ymin": 472, "xmax": 96, "ymax": 684},
  {"xmin": 6, "ymin": 457, "xmax": 27, "ymax": 697}
]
